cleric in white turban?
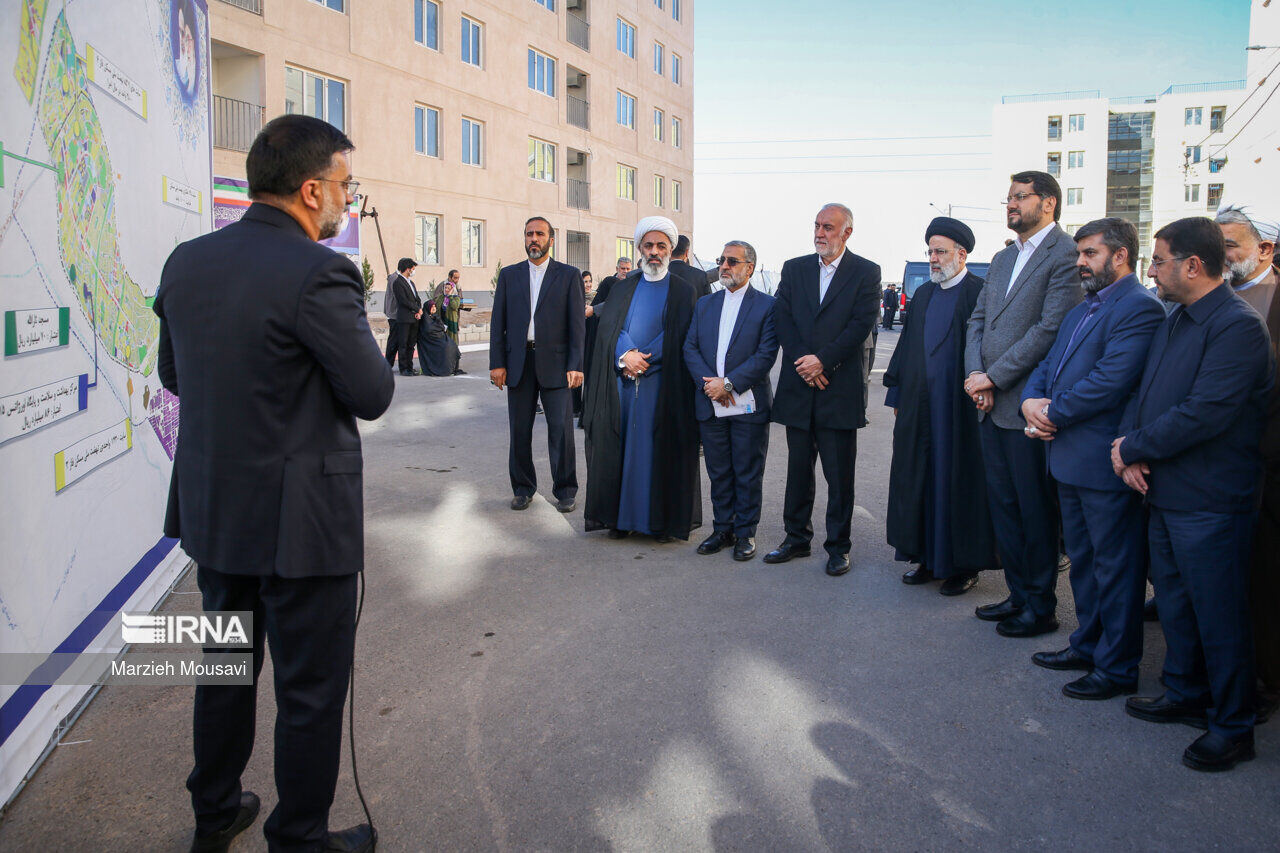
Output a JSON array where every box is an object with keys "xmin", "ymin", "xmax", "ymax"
[
  {"xmin": 1215, "ymin": 201, "xmax": 1278, "ymax": 312},
  {"xmin": 583, "ymin": 216, "xmax": 703, "ymax": 541}
]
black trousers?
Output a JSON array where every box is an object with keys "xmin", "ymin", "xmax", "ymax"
[
  {"xmin": 396, "ymin": 319, "xmax": 419, "ymax": 372},
  {"xmin": 782, "ymin": 419, "xmax": 858, "ymax": 557},
  {"xmin": 883, "ymin": 307, "xmax": 897, "ymax": 329},
  {"xmin": 507, "ymin": 358, "xmax": 577, "ymax": 501},
  {"xmin": 701, "ymin": 417, "xmax": 769, "ymax": 537},
  {"xmin": 188, "ymin": 566, "xmax": 357, "ymax": 852},
  {"xmin": 384, "ymin": 319, "xmax": 398, "ymax": 365}
]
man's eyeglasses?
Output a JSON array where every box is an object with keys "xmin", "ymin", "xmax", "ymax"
[
  {"xmin": 716, "ymin": 256, "xmax": 751, "ymax": 267},
  {"xmin": 315, "ymin": 178, "xmax": 360, "ymax": 196},
  {"xmin": 926, "ymin": 248, "xmax": 953, "ymax": 258},
  {"xmin": 1149, "ymin": 255, "xmax": 1189, "ymax": 269},
  {"xmin": 1002, "ymin": 192, "xmax": 1041, "ymax": 205}
]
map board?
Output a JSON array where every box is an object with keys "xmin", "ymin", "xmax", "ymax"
[{"xmin": 0, "ymin": 0, "xmax": 209, "ymax": 803}]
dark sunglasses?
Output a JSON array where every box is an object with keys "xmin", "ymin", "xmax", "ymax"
[{"xmin": 716, "ymin": 256, "xmax": 751, "ymax": 267}]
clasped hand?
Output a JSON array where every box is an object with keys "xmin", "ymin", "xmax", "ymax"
[
  {"xmin": 1111, "ymin": 436, "xmax": 1150, "ymax": 494},
  {"xmin": 794, "ymin": 354, "xmax": 827, "ymax": 389},
  {"xmin": 964, "ymin": 372, "xmax": 994, "ymax": 412},
  {"xmin": 620, "ymin": 349, "xmax": 652, "ymax": 380},
  {"xmin": 1020, "ymin": 397, "xmax": 1056, "ymax": 440},
  {"xmin": 701, "ymin": 376, "xmax": 733, "ymax": 406}
]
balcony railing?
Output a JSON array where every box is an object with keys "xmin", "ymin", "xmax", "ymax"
[
  {"xmin": 567, "ymin": 178, "xmax": 589, "ymax": 210},
  {"xmin": 567, "ymin": 94, "xmax": 589, "ymax": 130},
  {"xmin": 215, "ymin": 0, "xmax": 262, "ymax": 13},
  {"xmin": 213, "ymin": 95, "xmax": 265, "ymax": 152},
  {"xmin": 567, "ymin": 12, "xmax": 589, "ymax": 51}
]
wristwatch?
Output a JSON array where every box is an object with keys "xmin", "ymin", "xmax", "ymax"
[{"xmin": 722, "ymin": 378, "xmax": 734, "ymax": 394}]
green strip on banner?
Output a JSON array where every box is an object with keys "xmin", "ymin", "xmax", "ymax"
[
  {"xmin": 54, "ymin": 451, "xmax": 66, "ymax": 492},
  {"xmin": 3, "ymin": 311, "xmax": 15, "ymax": 356},
  {"xmin": 58, "ymin": 306, "xmax": 69, "ymax": 344},
  {"xmin": 145, "ymin": 296, "xmax": 155, "ymax": 308}
]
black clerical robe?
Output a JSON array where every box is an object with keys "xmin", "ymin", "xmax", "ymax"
[
  {"xmin": 583, "ymin": 271, "xmax": 702, "ymax": 539},
  {"xmin": 883, "ymin": 272, "xmax": 995, "ymax": 572}
]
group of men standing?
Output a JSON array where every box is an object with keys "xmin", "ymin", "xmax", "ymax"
[{"xmin": 884, "ymin": 169, "xmax": 1277, "ymax": 773}]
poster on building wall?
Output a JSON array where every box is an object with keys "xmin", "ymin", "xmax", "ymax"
[
  {"xmin": 213, "ymin": 174, "xmax": 361, "ymax": 255},
  {"xmin": 0, "ymin": 0, "xmax": 211, "ymax": 804}
]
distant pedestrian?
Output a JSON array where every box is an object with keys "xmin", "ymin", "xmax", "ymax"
[
  {"xmin": 391, "ymin": 257, "xmax": 424, "ymax": 376},
  {"xmin": 882, "ymin": 284, "xmax": 899, "ymax": 329}
]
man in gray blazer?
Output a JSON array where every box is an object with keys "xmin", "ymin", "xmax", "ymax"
[
  {"xmin": 964, "ymin": 170, "xmax": 1082, "ymax": 637},
  {"xmin": 383, "ymin": 269, "xmax": 399, "ymax": 365}
]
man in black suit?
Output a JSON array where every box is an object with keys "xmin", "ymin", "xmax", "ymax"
[
  {"xmin": 155, "ymin": 115, "xmax": 391, "ymax": 852},
  {"xmin": 671, "ymin": 234, "xmax": 712, "ymax": 299},
  {"xmin": 391, "ymin": 256, "xmax": 423, "ymax": 375},
  {"xmin": 765, "ymin": 203, "xmax": 882, "ymax": 576},
  {"xmin": 383, "ymin": 268, "xmax": 399, "ymax": 365},
  {"xmin": 489, "ymin": 216, "xmax": 586, "ymax": 512},
  {"xmin": 882, "ymin": 284, "xmax": 899, "ymax": 330}
]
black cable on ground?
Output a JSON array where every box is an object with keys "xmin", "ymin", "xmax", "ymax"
[{"xmin": 348, "ymin": 569, "xmax": 376, "ymax": 847}]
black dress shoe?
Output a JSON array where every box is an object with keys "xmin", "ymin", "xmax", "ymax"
[
  {"xmin": 996, "ymin": 609, "xmax": 1059, "ymax": 638},
  {"xmin": 975, "ymin": 597, "xmax": 1023, "ymax": 622},
  {"xmin": 762, "ymin": 542, "xmax": 811, "ymax": 564},
  {"xmin": 697, "ymin": 531, "xmax": 736, "ymax": 555},
  {"xmin": 939, "ymin": 573, "xmax": 978, "ymax": 596},
  {"xmin": 191, "ymin": 791, "xmax": 260, "ymax": 853},
  {"xmin": 554, "ymin": 497, "xmax": 576, "ymax": 513},
  {"xmin": 324, "ymin": 823, "xmax": 377, "ymax": 852},
  {"xmin": 399, "ymin": 368, "xmax": 421, "ymax": 376},
  {"xmin": 654, "ymin": 534, "xmax": 674, "ymax": 543},
  {"xmin": 1032, "ymin": 647, "xmax": 1093, "ymax": 671},
  {"xmin": 901, "ymin": 565, "xmax": 934, "ymax": 585},
  {"xmin": 825, "ymin": 554, "xmax": 851, "ymax": 576},
  {"xmin": 1182, "ymin": 730, "xmax": 1255, "ymax": 772},
  {"xmin": 1257, "ymin": 689, "xmax": 1279, "ymax": 724},
  {"xmin": 510, "ymin": 495, "xmax": 532, "ymax": 510},
  {"xmin": 1124, "ymin": 693, "xmax": 1209, "ymax": 729},
  {"xmin": 607, "ymin": 528, "xmax": 630, "ymax": 539},
  {"xmin": 1143, "ymin": 597, "xmax": 1159, "ymax": 622},
  {"xmin": 452, "ymin": 368, "xmax": 467, "ymax": 375},
  {"xmin": 733, "ymin": 537, "xmax": 756, "ymax": 561},
  {"xmin": 1062, "ymin": 671, "xmax": 1138, "ymax": 701}
]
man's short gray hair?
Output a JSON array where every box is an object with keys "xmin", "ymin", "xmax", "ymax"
[
  {"xmin": 617, "ymin": 256, "xmax": 633, "ymax": 265},
  {"xmin": 1214, "ymin": 206, "xmax": 1263, "ymax": 243},
  {"xmin": 820, "ymin": 203, "xmax": 854, "ymax": 231},
  {"xmin": 723, "ymin": 240, "xmax": 757, "ymax": 265}
]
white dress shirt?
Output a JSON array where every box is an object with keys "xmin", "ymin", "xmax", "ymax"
[
  {"xmin": 715, "ymin": 285, "xmax": 749, "ymax": 377},
  {"xmin": 818, "ymin": 252, "xmax": 842, "ymax": 302},
  {"xmin": 939, "ymin": 267, "xmax": 967, "ymax": 290},
  {"xmin": 1008, "ymin": 220, "xmax": 1056, "ymax": 293},
  {"xmin": 527, "ymin": 258, "xmax": 548, "ymax": 342}
]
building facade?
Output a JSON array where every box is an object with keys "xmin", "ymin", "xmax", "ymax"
[{"xmin": 209, "ymin": 0, "xmax": 694, "ymax": 303}]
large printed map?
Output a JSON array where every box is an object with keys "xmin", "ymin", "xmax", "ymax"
[{"xmin": 0, "ymin": 0, "xmax": 209, "ymax": 802}]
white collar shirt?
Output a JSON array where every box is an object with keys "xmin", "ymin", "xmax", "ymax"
[
  {"xmin": 400, "ymin": 273, "xmax": 419, "ymax": 299},
  {"xmin": 527, "ymin": 259, "xmax": 549, "ymax": 341},
  {"xmin": 1235, "ymin": 266, "xmax": 1271, "ymax": 293},
  {"xmin": 939, "ymin": 268, "xmax": 967, "ymax": 290},
  {"xmin": 715, "ymin": 285, "xmax": 750, "ymax": 377},
  {"xmin": 818, "ymin": 252, "xmax": 843, "ymax": 302},
  {"xmin": 1008, "ymin": 220, "xmax": 1055, "ymax": 293}
]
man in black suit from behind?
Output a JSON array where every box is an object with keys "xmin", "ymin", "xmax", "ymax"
[
  {"xmin": 671, "ymin": 234, "xmax": 713, "ymax": 299},
  {"xmin": 154, "ymin": 115, "xmax": 392, "ymax": 852},
  {"xmin": 765, "ymin": 203, "xmax": 882, "ymax": 576},
  {"xmin": 489, "ymin": 216, "xmax": 586, "ymax": 512},
  {"xmin": 391, "ymin": 256, "xmax": 423, "ymax": 375}
]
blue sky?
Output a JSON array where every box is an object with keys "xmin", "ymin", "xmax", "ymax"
[{"xmin": 691, "ymin": 0, "xmax": 1254, "ymax": 275}]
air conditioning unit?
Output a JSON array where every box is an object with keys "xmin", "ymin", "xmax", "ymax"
[{"xmin": 566, "ymin": 0, "xmax": 585, "ymax": 11}]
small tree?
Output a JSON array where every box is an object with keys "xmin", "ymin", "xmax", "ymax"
[
  {"xmin": 360, "ymin": 256, "xmax": 375, "ymax": 305},
  {"xmin": 490, "ymin": 260, "xmax": 502, "ymax": 294}
]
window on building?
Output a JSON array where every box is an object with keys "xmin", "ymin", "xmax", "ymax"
[
  {"xmin": 1108, "ymin": 111, "xmax": 1154, "ymax": 140},
  {"xmin": 672, "ymin": 180, "xmax": 682, "ymax": 211},
  {"xmin": 1185, "ymin": 107, "xmax": 1202, "ymax": 126},
  {"xmin": 1106, "ymin": 149, "xmax": 1153, "ymax": 175},
  {"xmin": 462, "ymin": 219, "xmax": 483, "ymax": 266},
  {"xmin": 528, "ymin": 49, "xmax": 556, "ymax": 97},
  {"xmin": 671, "ymin": 116, "xmax": 682, "ymax": 148},
  {"xmin": 616, "ymin": 164, "xmax": 636, "ymax": 200},
  {"xmin": 616, "ymin": 91, "xmax": 635, "ymax": 128},
  {"xmin": 653, "ymin": 0, "xmax": 663, "ymax": 8},
  {"xmin": 1047, "ymin": 115, "xmax": 1062, "ymax": 140},
  {"xmin": 528, "ymin": 138, "xmax": 555, "ymax": 182},
  {"xmin": 1068, "ymin": 151, "xmax": 1084, "ymax": 169},
  {"xmin": 671, "ymin": 53, "xmax": 682, "ymax": 84},
  {"xmin": 616, "ymin": 237, "xmax": 635, "ymax": 261},
  {"xmin": 308, "ymin": 0, "xmax": 343, "ymax": 11},
  {"xmin": 284, "ymin": 67, "xmax": 345, "ymax": 132},
  {"xmin": 533, "ymin": 0, "xmax": 554, "ymax": 10},
  {"xmin": 414, "ymin": 214, "xmax": 440, "ymax": 265},
  {"xmin": 1210, "ymin": 105, "xmax": 1226, "ymax": 133},
  {"xmin": 414, "ymin": 105, "xmax": 439, "ymax": 157},
  {"xmin": 461, "ymin": 16, "xmax": 482, "ymax": 67},
  {"xmin": 616, "ymin": 18, "xmax": 635, "ymax": 57},
  {"xmin": 672, "ymin": 0, "xmax": 681, "ymax": 21},
  {"xmin": 1207, "ymin": 183, "xmax": 1224, "ymax": 210},
  {"xmin": 653, "ymin": 108, "xmax": 664, "ymax": 141},
  {"xmin": 654, "ymin": 42, "xmax": 664, "ymax": 75},
  {"xmin": 1106, "ymin": 185, "xmax": 1152, "ymax": 215},
  {"xmin": 1068, "ymin": 114, "xmax": 1084, "ymax": 133},
  {"xmin": 461, "ymin": 117, "xmax": 482, "ymax": 166},
  {"xmin": 1186, "ymin": 145, "xmax": 1202, "ymax": 164},
  {"xmin": 1185, "ymin": 184, "xmax": 1200, "ymax": 204},
  {"xmin": 653, "ymin": 174, "xmax": 664, "ymax": 207},
  {"xmin": 1066, "ymin": 187, "xmax": 1083, "ymax": 206},
  {"xmin": 1046, "ymin": 152, "xmax": 1061, "ymax": 176},
  {"xmin": 1209, "ymin": 157, "xmax": 1226, "ymax": 174},
  {"xmin": 414, "ymin": 0, "xmax": 439, "ymax": 49}
]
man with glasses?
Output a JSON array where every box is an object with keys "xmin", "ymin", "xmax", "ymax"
[
  {"xmin": 155, "ymin": 114, "xmax": 389, "ymax": 852},
  {"xmin": 964, "ymin": 171, "xmax": 1082, "ymax": 637},
  {"xmin": 683, "ymin": 241, "xmax": 778, "ymax": 561},
  {"xmin": 1116, "ymin": 217, "xmax": 1273, "ymax": 771}
]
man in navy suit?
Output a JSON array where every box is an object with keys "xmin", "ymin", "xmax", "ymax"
[
  {"xmin": 683, "ymin": 241, "xmax": 778, "ymax": 561},
  {"xmin": 765, "ymin": 203, "xmax": 882, "ymax": 576},
  {"xmin": 1114, "ymin": 217, "xmax": 1274, "ymax": 772},
  {"xmin": 1020, "ymin": 218, "xmax": 1165, "ymax": 700},
  {"xmin": 489, "ymin": 217, "xmax": 586, "ymax": 512}
]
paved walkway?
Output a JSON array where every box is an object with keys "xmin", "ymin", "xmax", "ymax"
[{"xmin": 2, "ymin": 334, "xmax": 1276, "ymax": 851}]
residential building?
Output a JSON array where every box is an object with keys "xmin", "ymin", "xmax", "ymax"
[{"xmin": 209, "ymin": 0, "xmax": 694, "ymax": 304}]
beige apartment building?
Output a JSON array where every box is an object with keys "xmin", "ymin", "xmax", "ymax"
[{"xmin": 209, "ymin": 0, "xmax": 695, "ymax": 303}]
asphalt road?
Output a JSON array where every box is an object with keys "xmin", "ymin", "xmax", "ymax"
[{"xmin": 2, "ymin": 331, "xmax": 1276, "ymax": 851}]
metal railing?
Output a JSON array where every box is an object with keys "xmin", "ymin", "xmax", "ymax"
[
  {"xmin": 1002, "ymin": 89, "xmax": 1100, "ymax": 105},
  {"xmin": 567, "ymin": 94, "xmax": 589, "ymax": 130},
  {"xmin": 1163, "ymin": 80, "xmax": 1245, "ymax": 96},
  {"xmin": 215, "ymin": 0, "xmax": 262, "ymax": 13},
  {"xmin": 213, "ymin": 95, "xmax": 265, "ymax": 152},
  {"xmin": 567, "ymin": 12, "xmax": 589, "ymax": 50},
  {"xmin": 567, "ymin": 178, "xmax": 589, "ymax": 210}
]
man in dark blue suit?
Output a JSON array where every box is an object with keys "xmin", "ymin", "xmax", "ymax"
[
  {"xmin": 683, "ymin": 241, "xmax": 778, "ymax": 561},
  {"xmin": 489, "ymin": 217, "xmax": 586, "ymax": 512},
  {"xmin": 1113, "ymin": 217, "xmax": 1274, "ymax": 772},
  {"xmin": 1020, "ymin": 218, "xmax": 1165, "ymax": 700}
]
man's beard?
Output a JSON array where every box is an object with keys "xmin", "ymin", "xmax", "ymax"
[
  {"xmin": 1224, "ymin": 256, "xmax": 1260, "ymax": 286},
  {"xmin": 1009, "ymin": 207, "xmax": 1043, "ymax": 236},
  {"xmin": 317, "ymin": 201, "xmax": 345, "ymax": 241},
  {"xmin": 526, "ymin": 243, "xmax": 547, "ymax": 261},
  {"xmin": 1080, "ymin": 257, "xmax": 1116, "ymax": 293},
  {"xmin": 643, "ymin": 257, "xmax": 670, "ymax": 278},
  {"xmin": 929, "ymin": 257, "xmax": 961, "ymax": 283}
]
